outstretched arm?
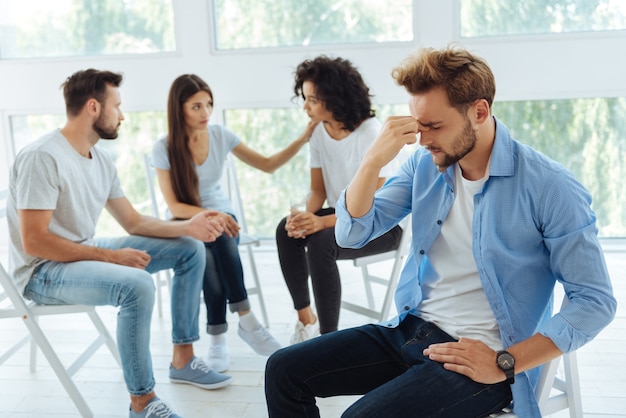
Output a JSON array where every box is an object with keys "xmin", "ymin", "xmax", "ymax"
[
  {"xmin": 231, "ymin": 120, "xmax": 318, "ymax": 173},
  {"xmin": 105, "ymin": 196, "xmax": 224, "ymax": 243}
]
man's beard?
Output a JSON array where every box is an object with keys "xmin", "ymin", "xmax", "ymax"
[
  {"xmin": 431, "ymin": 118, "xmax": 477, "ymax": 172},
  {"xmin": 93, "ymin": 112, "xmax": 119, "ymax": 140}
]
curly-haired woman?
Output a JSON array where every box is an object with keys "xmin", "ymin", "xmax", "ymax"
[{"xmin": 276, "ymin": 56, "xmax": 403, "ymax": 344}]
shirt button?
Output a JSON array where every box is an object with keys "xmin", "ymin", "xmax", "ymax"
[
  {"xmin": 419, "ymin": 250, "xmax": 425, "ymax": 255},
  {"xmin": 437, "ymin": 220, "xmax": 442, "ymax": 225},
  {"xmin": 387, "ymin": 323, "xmax": 393, "ymax": 327},
  {"xmin": 404, "ymin": 306, "xmax": 410, "ymax": 311}
]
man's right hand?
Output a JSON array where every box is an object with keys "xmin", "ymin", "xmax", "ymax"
[
  {"xmin": 111, "ymin": 248, "xmax": 151, "ymax": 269},
  {"xmin": 363, "ymin": 116, "xmax": 418, "ymax": 169}
]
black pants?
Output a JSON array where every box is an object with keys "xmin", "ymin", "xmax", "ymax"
[{"xmin": 276, "ymin": 207, "xmax": 403, "ymax": 334}]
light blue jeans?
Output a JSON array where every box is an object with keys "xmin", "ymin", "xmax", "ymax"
[{"xmin": 23, "ymin": 235, "xmax": 205, "ymax": 396}]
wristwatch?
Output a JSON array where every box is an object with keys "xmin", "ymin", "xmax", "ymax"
[{"xmin": 496, "ymin": 350, "xmax": 515, "ymax": 385}]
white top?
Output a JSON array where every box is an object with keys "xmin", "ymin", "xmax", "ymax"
[
  {"xmin": 309, "ymin": 117, "xmax": 395, "ymax": 207},
  {"xmin": 8, "ymin": 129, "xmax": 124, "ymax": 293},
  {"xmin": 417, "ymin": 163, "xmax": 502, "ymax": 351}
]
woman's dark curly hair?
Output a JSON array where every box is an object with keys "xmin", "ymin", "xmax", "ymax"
[{"xmin": 294, "ymin": 56, "xmax": 375, "ymax": 131}]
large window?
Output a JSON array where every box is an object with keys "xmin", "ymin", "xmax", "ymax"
[
  {"xmin": 8, "ymin": 96, "xmax": 626, "ymax": 239},
  {"xmin": 0, "ymin": 0, "xmax": 175, "ymax": 59},
  {"xmin": 460, "ymin": 0, "xmax": 626, "ymax": 37},
  {"xmin": 494, "ymin": 98, "xmax": 626, "ymax": 237},
  {"xmin": 212, "ymin": 0, "xmax": 413, "ymax": 50}
]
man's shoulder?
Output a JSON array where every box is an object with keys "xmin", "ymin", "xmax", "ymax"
[
  {"xmin": 14, "ymin": 130, "xmax": 65, "ymax": 164},
  {"xmin": 22, "ymin": 129, "xmax": 62, "ymax": 151}
]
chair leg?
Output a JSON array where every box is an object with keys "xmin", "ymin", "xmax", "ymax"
[
  {"xmin": 378, "ymin": 256, "xmax": 405, "ymax": 322},
  {"xmin": 29, "ymin": 320, "xmax": 38, "ymax": 372},
  {"xmin": 361, "ymin": 265, "xmax": 376, "ymax": 310},
  {"xmin": 245, "ymin": 245, "xmax": 269, "ymax": 328},
  {"xmin": 564, "ymin": 352, "xmax": 583, "ymax": 417},
  {"xmin": 21, "ymin": 314, "xmax": 94, "ymax": 418},
  {"xmin": 154, "ymin": 272, "xmax": 164, "ymax": 318}
]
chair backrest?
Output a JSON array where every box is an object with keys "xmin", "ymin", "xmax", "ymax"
[
  {"xmin": 352, "ymin": 214, "xmax": 412, "ymax": 268},
  {"xmin": 492, "ymin": 290, "xmax": 583, "ymax": 418},
  {"xmin": 535, "ymin": 292, "xmax": 583, "ymax": 417},
  {"xmin": 0, "ymin": 188, "xmax": 14, "ymax": 307},
  {"xmin": 0, "ymin": 188, "xmax": 6, "ymax": 219},
  {"xmin": 0, "ymin": 188, "xmax": 36, "ymax": 316},
  {"xmin": 342, "ymin": 215, "xmax": 412, "ymax": 322},
  {"xmin": 0, "ymin": 188, "xmax": 37, "ymax": 317},
  {"xmin": 143, "ymin": 154, "xmax": 166, "ymax": 219},
  {"xmin": 220, "ymin": 154, "xmax": 251, "ymax": 235}
]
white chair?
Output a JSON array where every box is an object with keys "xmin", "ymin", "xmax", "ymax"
[
  {"xmin": 0, "ymin": 189, "xmax": 122, "ymax": 418},
  {"xmin": 143, "ymin": 154, "xmax": 173, "ymax": 318},
  {"xmin": 341, "ymin": 215, "xmax": 412, "ymax": 322},
  {"xmin": 144, "ymin": 154, "xmax": 270, "ymax": 327},
  {"xmin": 489, "ymin": 293, "xmax": 583, "ymax": 417}
]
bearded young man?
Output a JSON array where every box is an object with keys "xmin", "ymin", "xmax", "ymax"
[
  {"xmin": 264, "ymin": 45, "xmax": 616, "ymax": 418},
  {"xmin": 7, "ymin": 69, "xmax": 233, "ymax": 418}
]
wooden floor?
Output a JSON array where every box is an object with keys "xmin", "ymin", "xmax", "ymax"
[{"xmin": 0, "ymin": 242, "xmax": 624, "ymax": 418}]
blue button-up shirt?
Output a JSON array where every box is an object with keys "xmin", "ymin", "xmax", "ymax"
[{"xmin": 335, "ymin": 117, "xmax": 616, "ymax": 417}]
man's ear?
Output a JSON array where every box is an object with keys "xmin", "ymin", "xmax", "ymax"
[
  {"xmin": 473, "ymin": 99, "xmax": 490, "ymax": 124},
  {"xmin": 86, "ymin": 98, "xmax": 99, "ymax": 115}
]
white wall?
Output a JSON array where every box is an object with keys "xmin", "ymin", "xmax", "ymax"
[{"xmin": 1, "ymin": 0, "xmax": 625, "ymax": 188}]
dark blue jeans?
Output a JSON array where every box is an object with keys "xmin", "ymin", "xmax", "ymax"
[
  {"xmin": 203, "ymin": 217, "xmax": 249, "ymax": 334},
  {"xmin": 265, "ymin": 315, "xmax": 512, "ymax": 417}
]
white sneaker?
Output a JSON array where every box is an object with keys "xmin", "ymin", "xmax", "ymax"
[
  {"xmin": 290, "ymin": 320, "xmax": 320, "ymax": 344},
  {"xmin": 207, "ymin": 343, "xmax": 229, "ymax": 373},
  {"xmin": 237, "ymin": 324, "xmax": 282, "ymax": 356}
]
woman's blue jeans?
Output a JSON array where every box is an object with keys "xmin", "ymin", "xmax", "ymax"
[
  {"xmin": 265, "ymin": 315, "xmax": 512, "ymax": 417},
  {"xmin": 23, "ymin": 235, "xmax": 205, "ymax": 397}
]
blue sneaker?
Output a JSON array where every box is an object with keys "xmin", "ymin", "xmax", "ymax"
[
  {"xmin": 129, "ymin": 397, "xmax": 180, "ymax": 418},
  {"xmin": 169, "ymin": 356, "xmax": 232, "ymax": 389}
]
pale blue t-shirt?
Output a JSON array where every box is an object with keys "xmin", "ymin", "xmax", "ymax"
[{"xmin": 152, "ymin": 125, "xmax": 241, "ymax": 214}]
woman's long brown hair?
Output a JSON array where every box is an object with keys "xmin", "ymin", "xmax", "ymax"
[{"xmin": 166, "ymin": 74, "xmax": 214, "ymax": 208}]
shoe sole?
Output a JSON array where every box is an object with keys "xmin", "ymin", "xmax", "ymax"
[{"xmin": 169, "ymin": 376, "xmax": 232, "ymax": 390}]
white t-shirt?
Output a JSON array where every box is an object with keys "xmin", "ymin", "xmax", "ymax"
[
  {"xmin": 417, "ymin": 163, "xmax": 502, "ymax": 351},
  {"xmin": 309, "ymin": 117, "xmax": 395, "ymax": 207},
  {"xmin": 152, "ymin": 124, "xmax": 241, "ymax": 214},
  {"xmin": 8, "ymin": 129, "xmax": 124, "ymax": 293}
]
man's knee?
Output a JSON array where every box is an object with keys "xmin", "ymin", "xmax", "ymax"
[
  {"xmin": 266, "ymin": 346, "xmax": 297, "ymax": 382},
  {"xmin": 120, "ymin": 270, "xmax": 156, "ymax": 306},
  {"xmin": 172, "ymin": 237, "xmax": 205, "ymax": 267}
]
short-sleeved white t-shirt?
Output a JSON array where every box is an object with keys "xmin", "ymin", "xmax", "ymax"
[
  {"xmin": 309, "ymin": 117, "xmax": 394, "ymax": 207},
  {"xmin": 8, "ymin": 129, "xmax": 124, "ymax": 293}
]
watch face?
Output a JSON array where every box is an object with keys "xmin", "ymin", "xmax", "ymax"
[{"xmin": 498, "ymin": 352, "xmax": 515, "ymax": 370}]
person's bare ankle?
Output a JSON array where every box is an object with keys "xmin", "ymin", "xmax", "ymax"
[
  {"xmin": 298, "ymin": 309, "xmax": 317, "ymax": 325},
  {"xmin": 130, "ymin": 392, "xmax": 155, "ymax": 412}
]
